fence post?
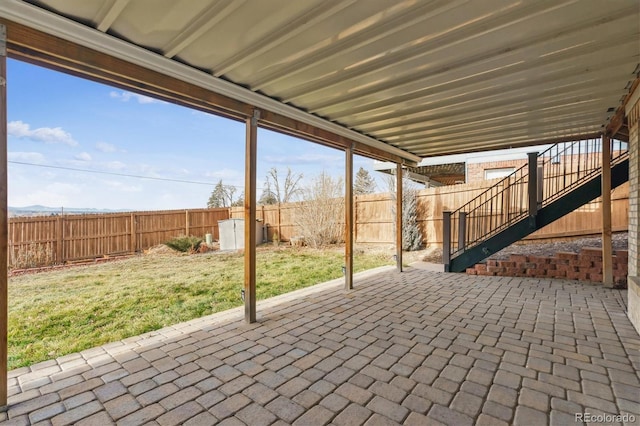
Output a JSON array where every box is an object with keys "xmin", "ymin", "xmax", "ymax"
[
  {"xmin": 56, "ymin": 216, "xmax": 63, "ymax": 263},
  {"xmin": 443, "ymin": 211, "xmax": 451, "ymax": 272},
  {"xmin": 130, "ymin": 213, "xmax": 136, "ymax": 254},
  {"xmin": 185, "ymin": 210, "xmax": 190, "ymax": 236},
  {"xmin": 528, "ymin": 152, "xmax": 539, "ymax": 218},
  {"xmin": 458, "ymin": 211, "xmax": 466, "ymax": 251},
  {"xmin": 277, "ymin": 203, "xmax": 282, "ymax": 241}
]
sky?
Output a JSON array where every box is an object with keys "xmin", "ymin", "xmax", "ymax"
[{"xmin": 6, "ymin": 59, "xmax": 383, "ymax": 211}]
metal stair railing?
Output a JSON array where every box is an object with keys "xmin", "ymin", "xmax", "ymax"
[{"xmin": 443, "ymin": 138, "xmax": 629, "ymax": 269}]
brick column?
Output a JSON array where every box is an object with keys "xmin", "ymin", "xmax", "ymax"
[{"xmin": 626, "ymin": 83, "xmax": 640, "ymax": 333}]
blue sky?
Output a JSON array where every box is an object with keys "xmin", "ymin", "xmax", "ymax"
[{"xmin": 7, "ymin": 59, "xmax": 380, "ymax": 210}]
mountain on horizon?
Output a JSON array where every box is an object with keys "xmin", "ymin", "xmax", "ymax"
[{"xmin": 9, "ymin": 205, "xmax": 129, "ymax": 217}]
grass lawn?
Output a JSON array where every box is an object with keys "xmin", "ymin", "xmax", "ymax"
[{"xmin": 8, "ymin": 246, "xmax": 392, "ymax": 369}]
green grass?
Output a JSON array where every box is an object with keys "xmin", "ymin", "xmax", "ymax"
[{"xmin": 8, "ymin": 246, "xmax": 391, "ymax": 369}]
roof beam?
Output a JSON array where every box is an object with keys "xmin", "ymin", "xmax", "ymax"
[{"xmin": 95, "ymin": 0, "xmax": 130, "ymax": 33}]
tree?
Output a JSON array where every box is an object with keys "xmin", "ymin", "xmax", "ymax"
[
  {"xmin": 207, "ymin": 180, "xmax": 238, "ymax": 208},
  {"xmin": 207, "ymin": 180, "xmax": 227, "ymax": 208},
  {"xmin": 231, "ymin": 192, "xmax": 244, "ymax": 207},
  {"xmin": 258, "ymin": 179, "xmax": 278, "ymax": 205},
  {"xmin": 295, "ymin": 172, "xmax": 344, "ymax": 248},
  {"xmin": 260, "ymin": 167, "xmax": 302, "ymax": 204},
  {"xmin": 354, "ymin": 167, "xmax": 377, "ymax": 195},
  {"xmin": 389, "ymin": 172, "xmax": 423, "ymax": 251}
]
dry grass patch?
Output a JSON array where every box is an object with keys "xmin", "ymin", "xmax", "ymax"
[{"xmin": 8, "ymin": 246, "xmax": 391, "ymax": 369}]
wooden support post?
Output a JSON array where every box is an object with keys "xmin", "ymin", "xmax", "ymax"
[
  {"xmin": 396, "ymin": 163, "xmax": 403, "ymax": 272},
  {"xmin": 602, "ymin": 135, "xmax": 613, "ymax": 287},
  {"xmin": 185, "ymin": 210, "xmax": 190, "ymax": 236},
  {"xmin": 345, "ymin": 145, "xmax": 354, "ymax": 290},
  {"xmin": 0, "ymin": 23, "xmax": 8, "ymax": 409},
  {"xmin": 443, "ymin": 211, "xmax": 451, "ymax": 272},
  {"xmin": 458, "ymin": 212, "xmax": 467, "ymax": 251},
  {"xmin": 527, "ymin": 152, "xmax": 539, "ymax": 218},
  {"xmin": 244, "ymin": 110, "xmax": 259, "ymax": 323},
  {"xmin": 354, "ymin": 195, "xmax": 358, "ymax": 243}
]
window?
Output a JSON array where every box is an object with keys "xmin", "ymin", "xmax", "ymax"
[{"xmin": 484, "ymin": 167, "xmax": 515, "ymax": 180}]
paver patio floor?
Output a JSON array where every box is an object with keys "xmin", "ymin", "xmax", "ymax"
[{"xmin": 1, "ymin": 265, "xmax": 639, "ymax": 425}]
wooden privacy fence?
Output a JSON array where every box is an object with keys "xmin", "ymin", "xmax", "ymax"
[
  {"xmin": 231, "ymin": 180, "xmax": 629, "ymax": 247},
  {"xmin": 9, "ymin": 208, "xmax": 229, "ymax": 267},
  {"xmin": 9, "ymin": 180, "xmax": 629, "ymax": 269}
]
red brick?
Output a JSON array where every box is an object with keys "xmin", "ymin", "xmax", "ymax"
[
  {"xmin": 614, "ymin": 250, "xmax": 628, "ymax": 258},
  {"xmin": 475, "ymin": 264, "xmax": 487, "ymax": 272},
  {"xmin": 510, "ymin": 255, "xmax": 528, "ymax": 263},
  {"xmin": 466, "ymin": 268, "xmax": 477, "ymax": 275},
  {"xmin": 556, "ymin": 252, "xmax": 579, "ymax": 260},
  {"xmin": 581, "ymin": 247, "xmax": 603, "ymax": 256},
  {"xmin": 530, "ymin": 256, "xmax": 551, "ymax": 264}
]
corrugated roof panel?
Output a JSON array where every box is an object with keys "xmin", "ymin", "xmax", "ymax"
[{"xmin": 17, "ymin": 0, "xmax": 640, "ymax": 158}]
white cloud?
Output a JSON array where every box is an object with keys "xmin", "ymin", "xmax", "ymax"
[
  {"xmin": 74, "ymin": 152, "xmax": 92, "ymax": 161},
  {"xmin": 8, "ymin": 151, "xmax": 46, "ymax": 163},
  {"xmin": 95, "ymin": 142, "xmax": 117, "ymax": 152},
  {"xmin": 8, "ymin": 120, "xmax": 78, "ymax": 146},
  {"xmin": 109, "ymin": 90, "xmax": 165, "ymax": 105}
]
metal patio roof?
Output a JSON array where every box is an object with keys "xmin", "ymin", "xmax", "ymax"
[{"xmin": 2, "ymin": 0, "xmax": 639, "ymax": 160}]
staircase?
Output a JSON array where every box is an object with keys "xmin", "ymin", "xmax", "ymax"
[{"xmin": 444, "ymin": 139, "xmax": 629, "ymax": 273}]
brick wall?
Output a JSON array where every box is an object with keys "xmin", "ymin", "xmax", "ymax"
[
  {"xmin": 629, "ymin": 102, "xmax": 639, "ymax": 277},
  {"xmin": 467, "ymin": 248, "xmax": 628, "ymax": 287},
  {"xmin": 627, "ymin": 84, "xmax": 640, "ymax": 333},
  {"xmin": 466, "ymin": 159, "xmax": 526, "ymax": 182}
]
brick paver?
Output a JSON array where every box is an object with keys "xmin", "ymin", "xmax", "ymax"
[{"xmin": 2, "ymin": 266, "xmax": 639, "ymax": 425}]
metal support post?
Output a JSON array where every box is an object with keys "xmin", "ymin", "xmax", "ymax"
[
  {"xmin": 527, "ymin": 152, "xmax": 539, "ymax": 219},
  {"xmin": 443, "ymin": 211, "xmax": 451, "ymax": 272}
]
